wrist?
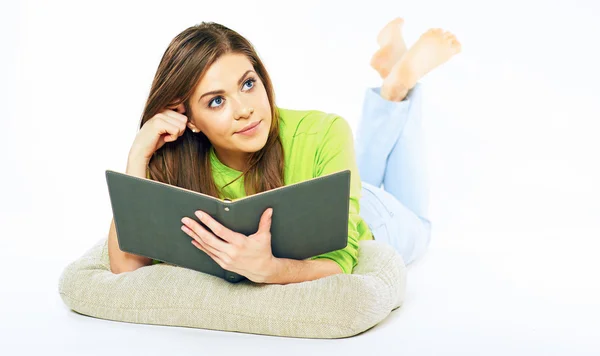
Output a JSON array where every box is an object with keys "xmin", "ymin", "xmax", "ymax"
[
  {"xmin": 127, "ymin": 151, "xmax": 149, "ymax": 166},
  {"xmin": 263, "ymin": 257, "xmax": 282, "ymax": 284},
  {"xmin": 126, "ymin": 154, "xmax": 150, "ymax": 178},
  {"xmin": 127, "ymin": 149, "xmax": 150, "ymax": 165}
]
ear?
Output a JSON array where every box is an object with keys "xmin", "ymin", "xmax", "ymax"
[{"xmin": 187, "ymin": 121, "xmax": 200, "ymax": 133}]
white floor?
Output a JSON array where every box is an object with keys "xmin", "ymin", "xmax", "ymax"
[{"xmin": 2, "ymin": 212, "xmax": 599, "ymax": 355}]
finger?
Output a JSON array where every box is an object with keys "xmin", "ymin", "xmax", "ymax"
[
  {"xmin": 195, "ymin": 211, "xmax": 242, "ymax": 245},
  {"xmin": 191, "ymin": 239, "xmax": 225, "ymax": 267},
  {"xmin": 162, "ymin": 109, "xmax": 188, "ymax": 123},
  {"xmin": 155, "ymin": 118, "xmax": 183, "ymax": 141},
  {"xmin": 165, "ymin": 103, "xmax": 186, "ymax": 115},
  {"xmin": 182, "ymin": 218, "xmax": 230, "ymax": 259},
  {"xmin": 257, "ymin": 208, "xmax": 273, "ymax": 233},
  {"xmin": 160, "ymin": 114, "xmax": 187, "ymax": 134},
  {"xmin": 181, "ymin": 225, "xmax": 224, "ymax": 260}
]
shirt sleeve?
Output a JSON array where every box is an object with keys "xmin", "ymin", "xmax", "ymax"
[{"xmin": 308, "ymin": 115, "xmax": 362, "ymax": 274}]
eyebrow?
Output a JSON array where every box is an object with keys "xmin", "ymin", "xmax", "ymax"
[{"xmin": 198, "ymin": 70, "xmax": 255, "ymax": 103}]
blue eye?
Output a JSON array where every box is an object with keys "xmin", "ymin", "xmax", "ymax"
[
  {"xmin": 209, "ymin": 97, "xmax": 223, "ymax": 108},
  {"xmin": 243, "ymin": 78, "xmax": 255, "ymax": 90},
  {"xmin": 207, "ymin": 78, "xmax": 257, "ymax": 109}
]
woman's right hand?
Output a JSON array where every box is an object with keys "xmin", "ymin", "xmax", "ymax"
[{"xmin": 129, "ymin": 109, "xmax": 189, "ymax": 162}]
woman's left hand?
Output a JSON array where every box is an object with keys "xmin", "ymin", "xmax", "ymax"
[{"xmin": 181, "ymin": 208, "xmax": 276, "ymax": 283}]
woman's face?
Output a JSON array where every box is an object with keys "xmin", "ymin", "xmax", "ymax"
[{"xmin": 186, "ymin": 53, "xmax": 272, "ymax": 171}]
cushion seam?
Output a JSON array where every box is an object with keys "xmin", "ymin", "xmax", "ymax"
[{"xmin": 60, "ymin": 292, "xmax": 360, "ymax": 328}]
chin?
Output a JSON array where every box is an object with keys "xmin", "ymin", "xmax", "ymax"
[
  {"xmin": 238, "ymin": 124, "xmax": 270, "ymax": 152},
  {"xmin": 236, "ymin": 136, "xmax": 266, "ymax": 154},
  {"xmin": 254, "ymin": 132, "xmax": 270, "ymax": 152}
]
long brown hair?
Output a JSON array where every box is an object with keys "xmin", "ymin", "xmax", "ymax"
[{"xmin": 140, "ymin": 22, "xmax": 285, "ymax": 198}]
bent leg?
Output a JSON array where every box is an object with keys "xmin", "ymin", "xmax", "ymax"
[
  {"xmin": 356, "ymin": 82, "xmax": 431, "ymax": 264},
  {"xmin": 382, "ymin": 82, "xmax": 430, "ymax": 223},
  {"xmin": 354, "ymin": 85, "xmax": 412, "ymax": 187},
  {"xmin": 355, "ymin": 82, "xmax": 429, "ymax": 221}
]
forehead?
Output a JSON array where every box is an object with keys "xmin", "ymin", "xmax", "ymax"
[{"xmin": 196, "ymin": 53, "xmax": 254, "ymax": 91}]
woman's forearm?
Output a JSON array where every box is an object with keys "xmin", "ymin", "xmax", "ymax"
[
  {"xmin": 265, "ymin": 258, "xmax": 343, "ymax": 285},
  {"xmin": 108, "ymin": 154, "xmax": 153, "ymax": 274},
  {"xmin": 108, "ymin": 218, "xmax": 152, "ymax": 273}
]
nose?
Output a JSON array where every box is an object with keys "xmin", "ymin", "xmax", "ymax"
[
  {"xmin": 234, "ymin": 107, "xmax": 254, "ymax": 120},
  {"xmin": 233, "ymin": 99, "xmax": 254, "ymax": 120}
]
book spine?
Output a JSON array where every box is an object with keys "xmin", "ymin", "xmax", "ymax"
[
  {"xmin": 220, "ymin": 199, "xmax": 234, "ymax": 225},
  {"xmin": 218, "ymin": 199, "xmax": 240, "ymax": 282}
]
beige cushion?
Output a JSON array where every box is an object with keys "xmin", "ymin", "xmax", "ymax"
[{"xmin": 58, "ymin": 237, "xmax": 406, "ymax": 338}]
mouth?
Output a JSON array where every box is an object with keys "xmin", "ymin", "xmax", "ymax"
[{"xmin": 235, "ymin": 120, "xmax": 261, "ymax": 134}]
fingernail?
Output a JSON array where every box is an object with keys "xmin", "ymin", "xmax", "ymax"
[{"xmin": 195, "ymin": 211, "xmax": 203, "ymax": 219}]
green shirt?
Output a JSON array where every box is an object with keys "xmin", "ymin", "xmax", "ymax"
[{"xmin": 152, "ymin": 107, "xmax": 374, "ymax": 274}]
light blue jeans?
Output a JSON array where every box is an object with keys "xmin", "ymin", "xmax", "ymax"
[{"xmin": 355, "ymin": 82, "xmax": 432, "ymax": 266}]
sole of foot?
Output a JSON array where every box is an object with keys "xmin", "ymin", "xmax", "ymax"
[
  {"xmin": 370, "ymin": 17, "xmax": 408, "ymax": 79},
  {"xmin": 382, "ymin": 28, "xmax": 462, "ymax": 99}
]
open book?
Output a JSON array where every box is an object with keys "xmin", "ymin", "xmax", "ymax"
[{"xmin": 105, "ymin": 169, "xmax": 350, "ymax": 283}]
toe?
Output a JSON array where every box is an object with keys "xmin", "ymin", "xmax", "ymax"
[
  {"xmin": 452, "ymin": 40, "xmax": 462, "ymax": 52},
  {"xmin": 378, "ymin": 17, "xmax": 405, "ymax": 45},
  {"xmin": 393, "ymin": 17, "xmax": 405, "ymax": 27}
]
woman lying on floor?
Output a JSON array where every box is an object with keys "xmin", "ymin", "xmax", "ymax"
[{"xmin": 108, "ymin": 18, "xmax": 461, "ymax": 284}]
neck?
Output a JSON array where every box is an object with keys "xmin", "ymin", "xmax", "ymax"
[{"xmin": 213, "ymin": 147, "xmax": 250, "ymax": 172}]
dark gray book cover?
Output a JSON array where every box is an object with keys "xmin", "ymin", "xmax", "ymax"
[{"xmin": 105, "ymin": 169, "xmax": 350, "ymax": 283}]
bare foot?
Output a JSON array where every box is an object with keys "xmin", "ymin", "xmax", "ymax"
[
  {"xmin": 381, "ymin": 28, "xmax": 462, "ymax": 101},
  {"xmin": 370, "ymin": 17, "xmax": 407, "ymax": 79}
]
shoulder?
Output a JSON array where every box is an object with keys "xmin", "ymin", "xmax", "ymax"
[{"xmin": 277, "ymin": 107, "xmax": 351, "ymax": 138}]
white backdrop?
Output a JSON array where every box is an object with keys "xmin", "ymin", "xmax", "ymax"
[{"xmin": 2, "ymin": 0, "xmax": 600, "ymax": 355}]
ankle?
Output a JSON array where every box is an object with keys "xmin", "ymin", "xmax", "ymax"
[
  {"xmin": 380, "ymin": 83, "xmax": 409, "ymax": 102},
  {"xmin": 381, "ymin": 61, "xmax": 416, "ymax": 101}
]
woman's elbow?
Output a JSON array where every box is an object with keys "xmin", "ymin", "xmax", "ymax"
[{"xmin": 109, "ymin": 259, "xmax": 149, "ymax": 274}]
